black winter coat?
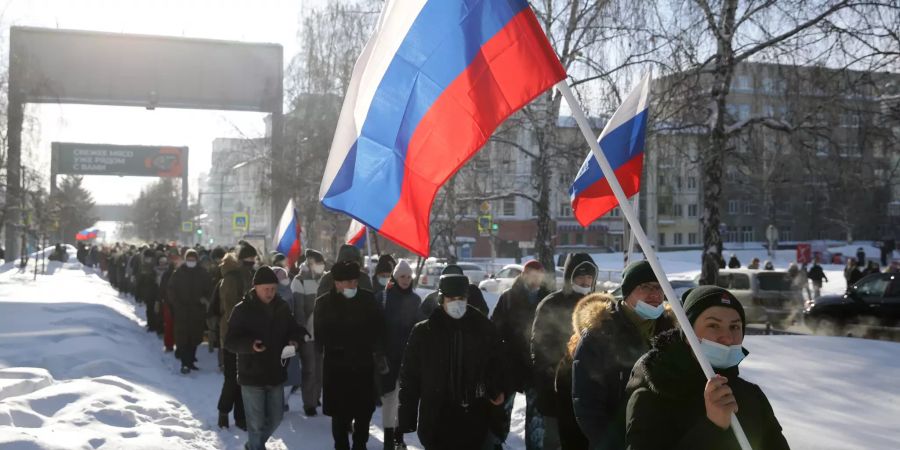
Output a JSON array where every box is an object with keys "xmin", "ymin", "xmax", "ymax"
[
  {"xmin": 625, "ymin": 329, "xmax": 790, "ymax": 450},
  {"xmin": 398, "ymin": 305, "xmax": 504, "ymax": 449},
  {"xmin": 169, "ymin": 264, "xmax": 212, "ymax": 349},
  {"xmin": 556, "ymin": 357, "xmax": 588, "ymax": 450},
  {"xmin": 376, "ymin": 284, "xmax": 423, "ymax": 392},
  {"xmin": 315, "ymin": 288, "xmax": 384, "ymax": 417},
  {"xmin": 572, "ymin": 301, "xmax": 673, "ymax": 450},
  {"xmin": 224, "ymin": 290, "xmax": 305, "ymax": 387},
  {"xmin": 807, "ymin": 264, "xmax": 827, "ymax": 283},
  {"xmin": 491, "ymin": 278, "xmax": 549, "ymax": 393}
]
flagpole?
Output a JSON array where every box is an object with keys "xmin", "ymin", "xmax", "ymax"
[
  {"xmin": 365, "ymin": 226, "xmax": 373, "ymax": 275},
  {"xmin": 556, "ymin": 81, "xmax": 752, "ymax": 450},
  {"xmin": 628, "ymin": 195, "xmax": 639, "ymax": 263}
]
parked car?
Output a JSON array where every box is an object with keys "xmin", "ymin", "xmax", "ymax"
[
  {"xmin": 417, "ymin": 262, "xmax": 488, "ymax": 289},
  {"xmin": 803, "ymin": 272, "xmax": 900, "ymax": 332},
  {"xmin": 478, "ymin": 264, "xmax": 566, "ymax": 294},
  {"xmin": 712, "ymin": 269, "xmax": 803, "ymax": 325}
]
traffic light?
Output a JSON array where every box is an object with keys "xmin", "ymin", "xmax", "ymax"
[{"xmin": 196, "ymin": 227, "xmax": 203, "ymax": 236}]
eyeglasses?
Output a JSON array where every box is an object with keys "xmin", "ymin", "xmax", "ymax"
[{"xmin": 636, "ymin": 283, "xmax": 663, "ymax": 294}]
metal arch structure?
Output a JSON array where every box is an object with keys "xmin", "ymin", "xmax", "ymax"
[{"xmin": 5, "ymin": 26, "xmax": 284, "ymax": 254}]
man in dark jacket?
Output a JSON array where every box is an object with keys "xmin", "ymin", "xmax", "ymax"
[
  {"xmin": 727, "ymin": 254, "xmax": 741, "ymax": 269},
  {"xmin": 317, "ymin": 244, "xmax": 373, "ymax": 297},
  {"xmin": 169, "ymin": 249, "xmax": 212, "ymax": 373},
  {"xmin": 490, "ymin": 260, "xmax": 550, "ymax": 449},
  {"xmin": 420, "ymin": 264, "xmax": 490, "ymax": 317},
  {"xmin": 225, "ymin": 266, "xmax": 305, "ymax": 450},
  {"xmin": 315, "ymin": 260, "xmax": 385, "ymax": 450},
  {"xmin": 572, "ymin": 260, "xmax": 674, "ymax": 450},
  {"xmin": 807, "ymin": 256, "xmax": 828, "ymax": 299},
  {"xmin": 531, "ymin": 253, "xmax": 597, "ymax": 450},
  {"xmin": 398, "ymin": 274, "xmax": 506, "ymax": 450},
  {"xmin": 624, "ymin": 286, "xmax": 790, "ymax": 450},
  {"xmin": 134, "ymin": 249, "xmax": 159, "ymax": 330},
  {"xmin": 216, "ymin": 243, "xmax": 257, "ymax": 430},
  {"xmin": 376, "ymin": 259, "xmax": 422, "ymax": 450}
]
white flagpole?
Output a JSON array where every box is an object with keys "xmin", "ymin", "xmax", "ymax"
[
  {"xmin": 628, "ymin": 195, "xmax": 639, "ymax": 261},
  {"xmin": 365, "ymin": 227, "xmax": 373, "ymax": 275},
  {"xmin": 556, "ymin": 80, "xmax": 752, "ymax": 450}
]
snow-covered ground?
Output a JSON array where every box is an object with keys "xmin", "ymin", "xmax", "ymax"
[{"xmin": 1, "ymin": 247, "xmax": 898, "ymax": 449}]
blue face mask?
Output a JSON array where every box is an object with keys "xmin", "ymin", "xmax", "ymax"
[
  {"xmin": 633, "ymin": 300, "xmax": 665, "ymax": 320},
  {"xmin": 700, "ymin": 339, "xmax": 746, "ymax": 369}
]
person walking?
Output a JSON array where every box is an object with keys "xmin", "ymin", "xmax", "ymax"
[
  {"xmin": 274, "ymin": 266, "xmax": 302, "ymax": 410},
  {"xmin": 169, "ymin": 249, "xmax": 211, "ymax": 374},
  {"xmin": 807, "ymin": 256, "xmax": 828, "ymax": 299},
  {"xmin": 225, "ymin": 266, "xmax": 306, "ymax": 450},
  {"xmin": 315, "ymin": 260, "xmax": 385, "ymax": 450},
  {"xmin": 292, "ymin": 249, "xmax": 327, "ymax": 417},
  {"xmin": 398, "ymin": 274, "xmax": 506, "ymax": 450}
]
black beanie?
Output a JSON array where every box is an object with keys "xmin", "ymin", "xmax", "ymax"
[
  {"xmin": 439, "ymin": 274, "xmax": 469, "ymax": 298},
  {"xmin": 441, "ymin": 265, "xmax": 464, "ymax": 276},
  {"xmin": 621, "ymin": 260, "xmax": 658, "ymax": 298},
  {"xmin": 331, "ymin": 260, "xmax": 360, "ymax": 282},
  {"xmin": 252, "ymin": 266, "xmax": 279, "ymax": 286},
  {"xmin": 682, "ymin": 286, "xmax": 746, "ymax": 330},
  {"xmin": 238, "ymin": 243, "xmax": 258, "ymax": 260},
  {"xmin": 210, "ymin": 246, "xmax": 226, "ymax": 260}
]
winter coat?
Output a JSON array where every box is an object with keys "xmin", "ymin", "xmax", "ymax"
[
  {"xmin": 398, "ymin": 305, "xmax": 504, "ymax": 449},
  {"xmin": 291, "ymin": 263, "xmax": 322, "ymax": 339},
  {"xmin": 420, "ymin": 284, "xmax": 490, "ymax": 318},
  {"xmin": 316, "ymin": 244, "xmax": 374, "ymax": 297},
  {"xmin": 572, "ymin": 300, "xmax": 674, "ymax": 450},
  {"xmin": 532, "ymin": 253, "xmax": 597, "ymax": 417},
  {"xmin": 169, "ymin": 264, "xmax": 212, "ymax": 349},
  {"xmin": 224, "ymin": 289, "xmax": 305, "ymax": 387},
  {"xmin": 491, "ymin": 277, "xmax": 550, "ymax": 393},
  {"xmin": 314, "ymin": 287, "xmax": 384, "ymax": 417},
  {"xmin": 556, "ymin": 358, "xmax": 588, "ymax": 450},
  {"xmin": 134, "ymin": 261, "xmax": 159, "ymax": 304},
  {"xmin": 625, "ymin": 329, "xmax": 790, "ymax": 450},
  {"xmin": 847, "ymin": 267, "xmax": 865, "ymax": 286},
  {"xmin": 376, "ymin": 284, "xmax": 423, "ymax": 392},
  {"xmin": 218, "ymin": 253, "xmax": 254, "ymax": 348},
  {"xmin": 807, "ymin": 264, "xmax": 827, "ymax": 284},
  {"xmin": 727, "ymin": 256, "xmax": 741, "ymax": 269}
]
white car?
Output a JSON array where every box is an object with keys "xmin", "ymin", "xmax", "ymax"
[{"xmin": 478, "ymin": 264, "xmax": 566, "ymax": 294}]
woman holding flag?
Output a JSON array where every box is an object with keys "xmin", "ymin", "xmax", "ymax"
[{"xmin": 624, "ymin": 286, "xmax": 790, "ymax": 450}]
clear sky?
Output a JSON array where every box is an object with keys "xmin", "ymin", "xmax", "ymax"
[{"xmin": 1, "ymin": 0, "xmax": 326, "ymax": 204}]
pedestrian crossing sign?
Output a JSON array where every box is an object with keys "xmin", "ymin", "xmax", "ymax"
[{"xmin": 232, "ymin": 213, "xmax": 249, "ymax": 231}]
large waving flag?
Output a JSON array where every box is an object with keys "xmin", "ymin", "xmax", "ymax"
[
  {"xmin": 319, "ymin": 0, "xmax": 566, "ymax": 256},
  {"xmin": 346, "ymin": 220, "xmax": 368, "ymax": 250},
  {"xmin": 570, "ymin": 74, "xmax": 651, "ymax": 226},
  {"xmin": 274, "ymin": 199, "xmax": 303, "ymax": 268}
]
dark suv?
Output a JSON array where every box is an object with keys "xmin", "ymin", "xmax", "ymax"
[{"xmin": 802, "ymin": 273, "xmax": 900, "ymax": 334}]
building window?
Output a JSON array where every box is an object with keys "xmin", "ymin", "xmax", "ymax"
[
  {"xmin": 781, "ymin": 227, "xmax": 792, "ymax": 242},
  {"xmin": 503, "ymin": 198, "xmax": 516, "ymax": 216},
  {"xmin": 688, "ymin": 232, "xmax": 698, "ymax": 245},
  {"xmin": 574, "ymin": 233, "xmax": 584, "ymax": 245},
  {"xmin": 728, "ymin": 200, "xmax": 739, "ymax": 215},
  {"xmin": 725, "ymin": 230, "xmax": 739, "ymax": 242},
  {"xmin": 687, "ymin": 176, "xmax": 697, "ymax": 190},
  {"xmin": 560, "ymin": 233, "xmax": 569, "ymax": 246},
  {"xmin": 726, "ymin": 167, "xmax": 738, "ymax": 182},
  {"xmin": 839, "ymin": 143, "xmax": 862, "ymax": 158},
  {"xmin": 674, "ymin": 204, "xmax": 683, "ymax": 217},
  {"xmin": 658, "ymin": 233, "xmax": 666, "ymax": 247},
  {"xmin": 816, "ymin": 138, "xmax": 829, "ymax": 157},
  {"xmin": 559, "ymin": 202, "xmax": 572, "ymax": 218},
  {"xmin": 609, "ymin": 207, "xmax": 621, "ymax": 217},
  {"xmin": 743, "ymin": 201, "xmax": 752, "ymax": 215},
  {"xmin": 675, "ymin": 176, "xmax": 682, "ymax": 191},
  {"xmin": 732, "ymin": 75, "xmax": 753, "ymax": 92},
  {"xmin": 688, "ymin": 204, "xmax": 699, "ymax": 218},
  {"xmin": 674, "ymin": 233, "xmax": 683, "ymax": 246},
  {"xmin": 840, "ymin": 112, "xmax": 860, "ymax": 128},
  {"xmin": 741, "ymin": 226, "xmax": 754, "ymax": 242}
]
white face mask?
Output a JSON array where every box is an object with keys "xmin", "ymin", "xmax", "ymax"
[
  {"xmin": 312, "ymin": 264, "xmax": 325, "ymax": 275},
  {"xmin": 700, "ymin": 339, "xmax": 746, "ymax": 369},
  {"xmin": 571, "ymin": 284, "xmax": 591, "ymax": 295},
  {"xmin": 445, "ymin": 300, "xmax": 467, "ymax": 319},
  {"xmin": 378, "ymin": 277, "xmax": 391, "ymax": 287},
  {"xmin": 342, "ymin": 288, "xmax": 357, "ymax": 299},
  {"xmin": 279, "ymin": 278, "xmax": 290, "ymax": 287},
  {"xmin": 634, "ymin": 299, "xmax": 665, "ymax": 320},
  {"xmin": 185, "ymin": 261, "xmax": 197, "ymax": 268}
]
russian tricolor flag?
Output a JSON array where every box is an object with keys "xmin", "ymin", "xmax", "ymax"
[
  {"xmin": 274, "ymin": 199, "xmax": 303, "ymax": 268},
  {"xmin": 346, "ymin": 220, "xmax": 368, "ymax": 250},
  {"xmin": 570, "ymin": 74, "xmax": 651, "ymax": 227},
  {"xmin": 319, "ymin": 0, "xmax": 566, "ymax": 256}
]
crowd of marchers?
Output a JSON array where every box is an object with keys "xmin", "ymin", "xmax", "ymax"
[{"xmin": 78, "ymin": 239, "xmax": 802, "ymax": 450}]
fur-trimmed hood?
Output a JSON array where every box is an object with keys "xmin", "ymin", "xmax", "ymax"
[{"xmin": 219, "ymin": 252, "xmax": 241, "ymax": 276}]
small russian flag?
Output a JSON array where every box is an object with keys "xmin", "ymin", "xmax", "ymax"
[
  {"xmin": 346, "ymin": 220, "xmax": 367, "ymax": 250},
  {"xmin": 570, "ymin": 74, "xmax": 651, "ymax": 226},
  {"xmin": 274, "ymin": 200, "xmax": 303, "ymax": 268}
]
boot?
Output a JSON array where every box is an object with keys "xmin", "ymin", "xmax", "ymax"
[
  {"xmin": 235, "ymin": 416, "xmax": 247, "ymax": 431},
  {"xmin": 304, "ymin": 407, "xmax": 317, "ymax": 417},
  {"xmin": 383, "ymin": 428, "xmax": 394, "ymax": 450},
  {"xmin": 217, "ymin": 413, "xmax": 229, "ymax": 429},
  {"xmin": 394, "ymin": 431, "xmax": 407, "ymax": 450}
]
